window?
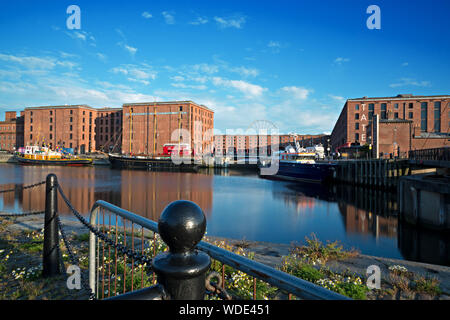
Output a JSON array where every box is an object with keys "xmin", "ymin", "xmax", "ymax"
[
  {"xmin": 50, "ymin": 118, "xmax": 53, "ymax": 123},
  {"xmin": 70, "ymin": 110, "xmax": 73, "ymax": 115},
  {"xmin": 355, "ymin": 104, "xmax": 359, "ymax": 110},
  {"xmin": 409, "ymin": 112, "xmax": 413, "ymax": 119},
  {"xmin": 368, "ymin": 103, "xmax": 374, "ymax": 120},
  {"xmin": 355, "ymin": 133, "xmax": 359, "ymax": 141},
  {"xmin": 355, "ymin": 113, "xmax": 359, "ymax": 120},
  {"xmin": 50, "ymin": 125, "xmax": 53, "ymax": 131},
  {"xmin": 30, "ymin": 118, "xmax": 33, "ymax": 123},
  {"xmin": 30, "ymin": 126, "xmax": 33, "ymax": 131},
  {"xmin": 70, "ymin": 117, "xmax": 73, "ymax": 123},
  {"xmin": 355, "ymin": 123, "xmax": 359, "ymax": 130},
  {"xmin": 82, "ymin": 134, "xmax": 85, "ymax": 140},
  {"xmin": 394, "ymin": 112, "xmax": 399, "ymax": 119},
  {"xmin": 50, "ymin": 110, "xmax": 53, "ymax": 115},
  {"xmin": 409, "ymin": 103, "xmax": 414, "ymax": 109},
  {"xmin": 394, "ymin": 103, "xmax": 399, "ymax": 109},
  {"xmin": 381, "ymin": 103, "xmax": 387, "ymax": 119},
  {"xmin": 30, "ymin": 134, "xmax": 33, "ymax": 140},
  {"xmin": 420, "ymin": 102, "xmax": 428, "ymax": 132},
  {"xmin": 49, "ymin": 134, "xmax": 52, "ymax": 139},
  {"xmin": 434, "ymin": 101, "xmax": 441, "ymax": 133},
  {"xmin": 83, "ymin": 125, "xmax": 85, "ymax": 131},
  {"xmin": 70, "ymin": 125, "xmax": 73, "ymax": 131}
]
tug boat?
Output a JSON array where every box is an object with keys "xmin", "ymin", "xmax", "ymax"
[{"xmin": 15, "ymin": 146, "xmax": 93, "ymax": 166}]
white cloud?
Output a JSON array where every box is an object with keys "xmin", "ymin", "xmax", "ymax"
[
  {"xmin": 142, "ymin": 11, "xmax": 152, "ymax": 19},
  {"xmin": 268, "ymin": 41, "xmax": 281, "ymax": 48},
  {"xmin": 162, "ymin": 11, "xmax": 175, "ymax": 24},
  {"xmin": 192, "ymin": 63, "xmax": 219, "ymax": 74},
  {"xmin": 230, "ymin": 66, "xmax": 259, "ymax": 77},
  {"xmin": 334, "ymin": 57, "xmax": 350, "ymax": 65},
  {"xmin": 214, "ymin": 15, "xmax": 246, "ymax": 29},
  {"xmin": 189, "ymin": 17, "xmax": 208, "ymax": 25},
  {"xmin": 111, "ymin": 64, "xmax": 156, "ymax": 85},
  {"xmin": 402, "ymin": 62, "xmax": 409, "ymax": 67},
  {"xmin": 0, "ymin": 53, "xmax": 78, "ymax": 71},
  {"xmin": 96, "ymin": 53, "xmax": 107, "ymax": 61},
  {"xmin": 117, "ymin": 42, "xmax": 137, "ymax": 56},
  {"xmin": 212, "ymin": 77, "xmax": 266, "ymax": 97},
  {"xmin": 171, "ymin": 83, "xmax": 207, "ymax": 90},
  {"xmin": 328, "ymin": 94, "xmax": 345, "ymax": 103},
  {"xmin": 389, "ymin": 78, "xmax": 431, "ymax": 88},
  {"xmin": 280, "ymin": 86, "xmax": 311, "ymax": 100}
]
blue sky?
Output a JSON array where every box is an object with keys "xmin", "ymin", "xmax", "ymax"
[{"xmin": 0, "ymin": 0, "xmax": 449, "ymax": 134}]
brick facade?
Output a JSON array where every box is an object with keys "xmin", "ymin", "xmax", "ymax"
[
  {"xmin": 331, "ymin": 94, "xmax": 450, "ymax": 154},
  {"xmin": 24, "ymin": 105, "xmax": 97, "ymax": 153},
  {"xmin": 121, "ymin": 101, "xmax": 214, "ymax": 156},
  {"xmin": 0, "ymin": 111, "xmax": 24, "ymax": 151}
]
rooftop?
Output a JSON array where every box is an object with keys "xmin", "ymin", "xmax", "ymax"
[
  {"xmin": 348, "ymin": 94, "xmax": 450, "ymax": 102},
  {"xmin": 122, "ymin": 101, "xmax": 213, "ymax": 112},
  {"xmin": 25, "ymin": 104, "xmax": 96, "ymax": 110}
]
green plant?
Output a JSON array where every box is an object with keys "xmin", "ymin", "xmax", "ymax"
[
  {"xmin": 291, "ymin": 233, "xmax": 359, "ymax": 265},
  {"xmin": 413, "ymin": 276, "xmax": 442, "ymax": 296}
]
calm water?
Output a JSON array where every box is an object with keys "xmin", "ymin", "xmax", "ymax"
[{"xmin": 0, "ymin": 164, "xmax": 448, "ymax": 266}]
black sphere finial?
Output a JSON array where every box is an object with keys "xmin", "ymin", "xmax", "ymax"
[{"xmin": 158, "ymin": 200, "xmax": 206, "ymax": 254}]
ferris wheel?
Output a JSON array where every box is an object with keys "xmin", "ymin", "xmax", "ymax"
[{"xmin": 247, "ymin": 120, "xmax": 279, "ymax": 135}]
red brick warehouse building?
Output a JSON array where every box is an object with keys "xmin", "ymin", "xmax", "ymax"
[
  {"xmin": 331, "ymin": 94, "xmax": 450, "ymax": 157},
  {"xmin": 24, "ymin": 105, "xmax": 98, "ymax": 154},
  {"xmin": 95, "ymin": 107, "xmax": 123, "ymax": 153},
  {"xmin": 0, "ymin": 111, "xmax": 24, "ymax": 151},
  {"xmin": 121, "ymin": 101, "xmax": 214, "ymax": 156}
]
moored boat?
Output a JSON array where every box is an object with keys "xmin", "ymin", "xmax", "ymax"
[
  {"xmin": 15, "ymin": 146, "xmax": 93, "ymax": 166},
  {"xmin": 108, "ymin": 153, "xmax": 200, "ymax": 172},
  {"xmin": 260, "ymin": 145, "xmax": 336, "ymax": 183}
]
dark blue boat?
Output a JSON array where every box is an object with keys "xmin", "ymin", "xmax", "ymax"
[
  {"xmin": 260, "ymin": 150, "xmax": 336, "ymax": 183},
  {"xmin": 276, "ymin": 161, "xmax": 336, "ymax": 183}
]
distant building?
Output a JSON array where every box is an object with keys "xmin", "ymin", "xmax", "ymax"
[
  {"xmin": 331, "ymin": 94, "xmax": 450, "ymax": 157},
  {"xmin": 0, "ymin": 111, "xmax": 24, "ymax": 151},
  {"xmin": 213, "ymin": 134, "xmax": 330, "ymax": 156}
]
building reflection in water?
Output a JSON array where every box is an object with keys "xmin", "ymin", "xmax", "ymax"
[
  {"xmin": 334, "ymin": 184, "xmax": 398, "ymax": 240},
  {"xmin": 0, "ymin": 166, "xmax": 213, "ymax": 222},
  {"xmin": 118, "ymin": 170, "xmax": 213, "ymax": 221}
]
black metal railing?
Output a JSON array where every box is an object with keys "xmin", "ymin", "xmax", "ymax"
[{"xmin": 409, "ymin": 146, "xmax": 450, "ymax": 162}]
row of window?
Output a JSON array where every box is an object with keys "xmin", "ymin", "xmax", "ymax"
[{"xmin": 353, "ymin": 101, "xmax": 444, "ymax": 133}]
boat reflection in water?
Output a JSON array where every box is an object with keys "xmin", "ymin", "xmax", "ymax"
[{"xmin": 0, "ymin": 164, "xmax": 448, "ymax": 266}]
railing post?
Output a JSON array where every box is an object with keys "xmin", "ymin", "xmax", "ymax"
[
  {"xmin": 43, "ymin": 173, "xmax": 61, "ymax": 277},
  {"xmin": 152, "ymin": 200, "xmax": 211, "ymax": 300}
]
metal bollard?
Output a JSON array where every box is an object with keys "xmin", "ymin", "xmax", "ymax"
[
  {"xmin": 152, "ymin": 200, "xmax": 211, "ymax": 300},
  {"xmin": 43, "ymin": 173, "xmax": 61, "ymax": 277}
]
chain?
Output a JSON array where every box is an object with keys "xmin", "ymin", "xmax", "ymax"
[
  {"xmin": 0, "ymin": 180, "xmax": 46, "ymax": 194},
  {"xmin": 57, "ymin": 184, "xmax": 153, "ymax": 267},
  {"xmin": 56, "ymin": 215, "xmax": 96, "ymax": 300},
  {"xmin": 0, "ymin": 210, "xmax": 45, "ymax": 218},
  {"xmin": 205, "ymin": 271, "xmax": 233, "ymax": 300}
]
